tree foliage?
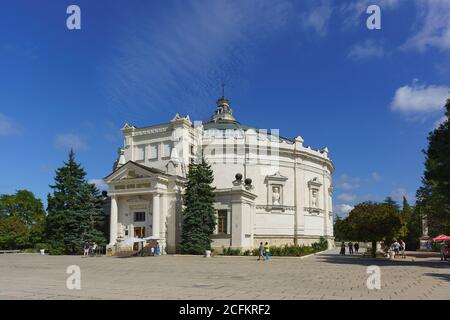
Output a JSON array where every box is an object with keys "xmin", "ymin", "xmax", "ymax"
[
  {"xmin": 336, "ymin": 202, "xmax": 402, "ymax": 257},
  {"xmin": 46, "ymin": 150, "xmax": 106, "ymax": 254},
  {"xmin": 180, "ymin": 156, "xmax": 216, "ymax": 254},
  {"xmin": 415, "ymin": 98, "xmax": 450, "ymax": 236},
  {"xmin": 0, "ymin": 190, "xmax": 46, "ymax": 249}
]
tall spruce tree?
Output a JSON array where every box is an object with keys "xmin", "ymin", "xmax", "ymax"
[
  {"xmin": 46, "ymin": 150, "xmax": 105, "ymax": 254},
  {"xmin": 180, "ymin": 156, "xmax": 216, "ymax": 254},
  {"xmin": 415, "ymin": 98, "xmax": 450, "ymax": 235},
  {"xmin": 402, "ymin": 196, "xmax": 421, "ymax": 250}
]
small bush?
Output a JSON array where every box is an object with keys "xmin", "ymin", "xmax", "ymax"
[
  {"xmin": 223, "ymin": 247, "xmax": 241, "ymax": 256},
  {"xmin": 311, "ymin": 237, "xmax": 328, "ymax": 251}
]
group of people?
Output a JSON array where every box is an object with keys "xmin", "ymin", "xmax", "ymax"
[
  {"xmin": 258, "ymin": 242, "xmax": 270, "ymax": 261},
  {"xmin": 387, "ymin": 240, "xmax": 406, "ymax": 259},
  {"xmin": 83, "ymin": 242, "xmax": 98, "ymax": 257},
  {"xmin": 148, "ymin": 241, "xmax": 161, "ymax": 256},
  {"xmin": 339, "ymin": 241, "xmax": 359, "ymax": 255}
]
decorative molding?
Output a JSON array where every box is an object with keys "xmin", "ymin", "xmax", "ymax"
[
  {"xmin": 308, "ymin": 177, "xmax": 322, "ymax": 188},
  {"xmin": 304, "ymin": 206, "xmax": 324, "ymax": 215},
  {"xmin": 256, "ymin": 205, "xmax": 295, "ymax": 212},
  {"xmin": 126, "ymin": 195, "xmax": 149, "ymax": 203},
  {"xmin": 133, "ymin": 126, "xmax": 168, "ymax": 136}
]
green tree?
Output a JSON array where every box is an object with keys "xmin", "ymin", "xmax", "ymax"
[
  {"xmin": 415, "ymin": 99, "xmax": 450, "ymax": 236},
  {"xmin": 383, "ymin": 196, "xmax": 400, "ymax": 210},
  {"xmin": 46, "ymin": 150, "xmax": 106, "ymax": 254},
  {"xmin": 0, "ymin": 190, "xmax": 46, "ymax": 249},
  {"xmin": 333, "ymin": 214, "xmax": 351, "ymax": 242},
  {"xmin": 180, "ymin": 156, "xmax": 216, "ymax": 254},
  {"xmin": 403, "ymin": 197, "xmax": 421, "ymax": 251},
  {"xmin": 346, "ymin": 202, "xmax": 402, "ymax": 258}
]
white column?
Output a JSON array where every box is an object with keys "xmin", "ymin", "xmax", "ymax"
[
  {"xmin": 152, "ymin": 193, "xmax": 160, "ymax": 238},
  {"xmin": 110, "ymin": 196, "xmax": 118, "ymax": 244}
]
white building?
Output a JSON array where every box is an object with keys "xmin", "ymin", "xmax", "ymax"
[{"xmin": 105, "ymin": 96, "xmax": 335, "ymax": 253}]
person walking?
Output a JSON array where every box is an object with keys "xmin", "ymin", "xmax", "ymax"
[
  {"xmin": 440, "ymin": 241, "xmax": 448, "ymax": 261},
  {"xmin": 263, "ymin": 242, "xmax": 270, "ymax": 261},
  {"xmin": 92, "ymin": 242, "xmax": 97, "ymax": 256},
  {"xmin": 83, "ymin": 242, "xmax": 90, "ymax": 257},
  {"xmin": 348, "ymin": 242, "xmax": 354, "ymax": 255},
  {"xmin": 354, "ymin": 242, "xmax": 359, "ymax": 254},
  {"xmin": 393, "ymin": 240, "xmax": 400, "ymax": 258},
  {"xmin": 155, "ymin": 242, "xmax": 161, "ymax": 256},
  {"xmin": 340, "ymin": 241, "xmax": 345, "ymax": 255},
  {"xmin": 399, "ymin": 240, "xmax": 406, "ymax": 259},
  {"xmin": 258, "ymin": 242, "xmax": 264, "ymax": 261}
]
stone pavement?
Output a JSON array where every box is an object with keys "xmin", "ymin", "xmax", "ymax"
[{"xmin": 0, "ymin": 248, "xmax": 449, "ymax": 300}]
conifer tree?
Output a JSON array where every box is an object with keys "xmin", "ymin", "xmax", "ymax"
[
  {"xmin": 46, "ymin": 150, "xmax": 105, "ymax": 254},
  {"xmin": 415, "ymin": 98, "xmax": 450, "ymax": 235},
  {"xmin": 180, "ymin": 156, "xmax": 216, "ymax": 254}
]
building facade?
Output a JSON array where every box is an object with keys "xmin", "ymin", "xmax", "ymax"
[{"xmin": 105, "ymin": 96, "xmax": 335, "ymax": 253}]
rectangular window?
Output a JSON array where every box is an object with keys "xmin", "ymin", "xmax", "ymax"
[
  {"xmin": 135, "ymin": 146, "xmax": 145, "ymax": 161},
  {"xmin": 190, "ymin": 144, "xmax": 195, "ymax": 156},
  {"xmin": 162, "ymin": 142, "xmax": 171, "ymax": 158},
  {"xmin": 217, "ymin": 210, "xmax": 228, "ymax": 234},
  {"xmin": 149, "ymin": 144, "xmax": 158, "ymax": 160},
  {"xmin": 134, "ymin": 212, "xmax": 146, "ymax": 222}
]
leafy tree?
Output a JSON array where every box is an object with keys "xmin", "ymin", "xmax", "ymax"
[
  {"xmin": 415, "ymin": 99, "xmax": 450, "ymax": 236},
  {"xmin": 0, "ymin": 190, "xmax": 46, "ymax": 249},
  {"xmin": 345, "ymin": 202, "xmax": 402, "ymax": 258},
  {"xmin": 333, "ymin": 214, "xmax": 351, "ymax": 242},
  {"xmin": 46, "ymin": 150, "xmax": 106, "ymax": 254},
  {"xmin": 0, "ymin": 216, "xmax": 29, "ymax": 249},
  {"xmin": 180, "ymin": 156, "xmax": 216, "ymax": 254},
  {"xmin": 403, "ymin": 197, "xmax": 421, "ymax": 251}
]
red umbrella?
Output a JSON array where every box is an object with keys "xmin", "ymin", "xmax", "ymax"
[{"xmin": 433, "ymin": 234, "xmax": 450, "ymax": 241}]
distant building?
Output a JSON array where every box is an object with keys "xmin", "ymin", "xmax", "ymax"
[{"xmin": 105, "ymin": 95, "xmax": 335, "ymax": 253}]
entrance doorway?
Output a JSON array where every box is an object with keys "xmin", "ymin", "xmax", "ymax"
[{"xmin": 134, "ymin": 227, "xmax": 146, "ymax": 238}]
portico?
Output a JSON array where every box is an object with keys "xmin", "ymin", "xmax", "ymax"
[{"xmin": 104, "ymin": 161, "xmax": 185, "ymax": 254}]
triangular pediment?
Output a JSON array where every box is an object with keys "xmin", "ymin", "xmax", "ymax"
[{"xmin": 104, "ymin": 161, "xmax": 164, "ymax": 183}]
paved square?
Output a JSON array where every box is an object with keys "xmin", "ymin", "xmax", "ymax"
[{"xmin": 0, "ymin": 249, "xmax": 449, "ymax": 300}]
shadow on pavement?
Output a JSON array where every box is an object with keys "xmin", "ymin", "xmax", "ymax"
[
  {"xmin": 316, "ymin": 253, "xmax": 450, "ymax": 270},
  {"xmin": 423, "ymin": 273, "xmax": 450, "ymax": 282}
]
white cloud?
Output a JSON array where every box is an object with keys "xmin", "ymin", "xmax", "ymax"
[
  {"xmin": 335, "ymin": 174, "xmax": 360, "ymax": 190},
  {"xmin": 337, "ymin": 193, "xmax": 357, "ymax": 202},
  {"xmin": 0, "ymin": 113, "xmax": 19, "ymax": 136},
  {"xmin": 54, "ymin": 133, "xmax": 88, "ymax": 151},
  {"xmin": 101, "ymin": 1, "xmax": 295, "ymax": 118},
  {"xmin": 391, "ymin": 82, "xmax": 449, "ymax": 115},
  {"xmin": 348, "ymin": 40, "xmax": 385, "ymax": 60},
  {"xmin": 301, "ymin": 3, "xmax": 333, "ymax": 37},
  {"xmin": 334, "ymin": 204, "xmax": 354, "ymax": 217},
  {"xmin": 89, "ymin": 179, "xmax": 109, "ymax": 192},
  {"xmin": 403, "ymin": 0, "xmax": 450, "ymax": 52},
  {"xmin": 371, "ymin": 171, "xmax": 381, "ymax": 182}
]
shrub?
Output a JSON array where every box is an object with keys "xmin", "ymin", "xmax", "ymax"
[
  {"xmin": 311, "ymin": 237, "xmax": 328, "ymax": 251},
  {"xmin": 223, "ymin": 247, "xmax": 241, "ymax": 256}
]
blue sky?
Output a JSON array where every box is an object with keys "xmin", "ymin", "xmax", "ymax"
[{"xmin": 0, "ymin": 0, "xmax": 449, "ymax": 216}]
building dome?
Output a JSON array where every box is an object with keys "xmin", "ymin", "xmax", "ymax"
[{"xmin": 210, "ymin": 95, "xmax": 238, "ymax": 124}]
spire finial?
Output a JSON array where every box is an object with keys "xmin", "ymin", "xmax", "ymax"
[{"xmin": 221, "ymin": 82, "xmax": 225, "ymax": 98}]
